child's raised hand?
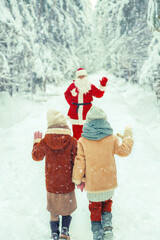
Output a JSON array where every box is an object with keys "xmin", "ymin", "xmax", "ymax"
[
  {"xmin": 77, "ymin": 182, "xmax": 85, "ymax": 192},
  {"xmin": 117, "ymin": 126, "xmax": 132, "ymax": 139},
  {"xmin": 34, "ymin": 131, "xmax": 42, "ymax": 139}
]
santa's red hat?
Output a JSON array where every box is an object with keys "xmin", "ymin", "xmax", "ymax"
[{"xmin": 76, "ymin": 68, "xmax": 87, "ymax": 78}]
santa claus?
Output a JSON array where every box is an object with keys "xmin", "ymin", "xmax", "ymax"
[{"xmin": 64, "ymin": 68, "xmax": 108, "ymax": 139}]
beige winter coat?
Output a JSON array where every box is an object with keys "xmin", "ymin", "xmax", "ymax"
[{"xmin": 72, "ymin": 133, "xmax": 133, "ymax": 193}]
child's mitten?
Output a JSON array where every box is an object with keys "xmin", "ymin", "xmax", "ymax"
[
  {"xmin": 34, "ymin": 131, "xmax": 42, "ymax": 139},
  {"xmin": 124, "ymin": 126, "xmax": 132, "ymax": 138},
  {"xmin": 117, "ymin": 126, "xmax": 132, "ymax": 139}
]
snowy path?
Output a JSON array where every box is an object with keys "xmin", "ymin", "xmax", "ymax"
[{"xmin": 0, "ymin": 72, "xmax": 160, "ymax": 240}]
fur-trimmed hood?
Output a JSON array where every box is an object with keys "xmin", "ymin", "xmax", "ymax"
[
  {"xmin": 32, "ymin": 127, "xmax": 77, "ymax": 194},
  {"xmin": 44, "ymin": 128, "xmax": 72, "ymax": 150}
]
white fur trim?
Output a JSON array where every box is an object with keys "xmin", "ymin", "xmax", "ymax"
[
  {"xmin": 76, "ymin": 70, "xmax": 87, "ymax": 78},
  {"xmin": 78, "ymin": 91, "xmax": 83, "ymax": 123},
  {"xmin": 99, "ymin": 85, "xmax": 106, "ymax": 91},
  {"xmin": 67, "ymin": 116, "xmax": 86, "ymax": 125},
  {"xmin": 45, "ymin": 128, "xmax": 71, "ymax": 135},
  {"xmin": 33, "ymin": 138, "xmax": 42, "ymax": 144}
]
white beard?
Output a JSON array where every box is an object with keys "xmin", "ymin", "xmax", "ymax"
[{"xmin": 74, "ymin": 77, "xmax": 91, "ymax": 94}]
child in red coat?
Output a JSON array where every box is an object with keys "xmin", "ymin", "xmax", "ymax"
[{"xmin": 32, "ymin": 109, "xmax": 77, "ymax": 240}]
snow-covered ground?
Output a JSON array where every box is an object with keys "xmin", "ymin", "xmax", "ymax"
[{"xmin": 0, "ymin": 71, "xmax": 160, "ymax": 240}]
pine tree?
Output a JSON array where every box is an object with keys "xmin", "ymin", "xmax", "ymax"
[
  {"xmin": 0, "ymin": 0, "xmax": 99, "ymax": 95},
  {"xmin": 96, "ymin": 0, "xmax": 152, "ymax": 83}
]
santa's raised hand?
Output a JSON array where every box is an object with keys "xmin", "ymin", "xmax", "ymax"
[{"xmin": 99, "ymin": 77, "xmax": 108, "ymax": 87}]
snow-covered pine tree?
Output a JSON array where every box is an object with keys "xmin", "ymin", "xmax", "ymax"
[
  {"xmin": 138, "ymin": 0, "xmax": 160, "ymax": 101},
  {"xmin": 95, "ymin": 0, "xmax": 152, "ymax": 83},
  {"xmin": 0, "ymin": 0, "xmax": 99, "ymax": 96},
  {"xmin": 149, "ymin": 0, "xmax": 160, "ymax": 32}
]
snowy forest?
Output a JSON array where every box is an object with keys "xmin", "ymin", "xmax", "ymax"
[
  {"xmin": 1, "ymin": 1, "xmax": 160, "ymax": 240},
  {"xmin": 0, "ymin": 0, "xmax": 160, "ymax": 100}
]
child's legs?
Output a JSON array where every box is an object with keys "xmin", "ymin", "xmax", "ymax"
[
  {"xmin": 102, "ymin": 199, "xmax": 113, "ymax": 213},
  {"xmin": 101, "ymin": 200, "xmax": 113, "ymax": 239},
  {"xmin": 62, "ymin": 215, "xmax": 72, "ymax": 228},
  {"xmin": 89, "ymin": 201, "xmax": 102, "ymax": 222},
  {"xmin": 50, "ymin": 213, "xmax": 59, "ymax": 221},
  {"xmin": 72, "ymin": 125, "xmax": 83, "ymax": 140},
  {"xmin": 50, "ymin": 213, "xmax": 60, "ymax": 237},
  {"xmin": 60, "ymin": 215, "xmax": 72, "ymax": 237}
]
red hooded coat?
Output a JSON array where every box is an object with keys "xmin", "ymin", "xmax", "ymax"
[{"xmin": 32, "ymin": 128, "xmax": 77, "ymax": 194}]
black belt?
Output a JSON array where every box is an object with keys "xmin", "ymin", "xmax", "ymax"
[{"xmin": 72, "ymin": 102, "xmax": 91, "ymax": 113}]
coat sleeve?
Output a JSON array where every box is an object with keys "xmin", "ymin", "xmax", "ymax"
[
  {"xmin": 91, "ymin": 84, "xmax": 105, "ymax": 98},
  {"xmin": 72, "ymin": 141, "xmax": 86, "ymax": 185},
  {"xmin": 71, "ymin": 138, "xmax": 77, "ymax": 165},
  {"xmin": 64, "ymin": 83, "xmax": 75, "ymax": 105},
  {"xmin": 114, "ymin": 135, "xmax": 134, "ymax": 157},
  {"xmin": 32, "ymin": 139, "xmax": 46, "ymax": 161}
]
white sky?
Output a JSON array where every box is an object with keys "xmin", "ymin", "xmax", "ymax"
[{"xmin": 90, "ymin": 0, "xmax": 98, "ymax": 8}]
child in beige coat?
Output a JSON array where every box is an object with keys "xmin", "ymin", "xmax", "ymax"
[{"xmin": 72, "ymin": 106, "xmax": 133, "ymax": 240}]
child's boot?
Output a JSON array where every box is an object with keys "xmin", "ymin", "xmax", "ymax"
[
  {"xmin": 50, "ymin": 221, "xmax": 60, "ymax": 240},
  {"xmin": 59, "ymin": 215, "xmax": 72, "ymax": 240},
  {"xmin": 91, "ymin": 221, "xmax": 103, "ymax": 240},
  {"xmin": 101, "ymin": 212, "xmax": 113, "ymax": 240}
]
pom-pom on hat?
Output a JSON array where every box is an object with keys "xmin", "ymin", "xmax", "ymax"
[
  {"xmin": 47, "ymin": 109, "xmax": 67, "ymax": 128},
  {"xmin": 76, "ymin": 68, "xmax": 87, "ymax": 78},
  {"xmin": 86, "ymin": 106, "xmax": 107, "ymax": 122}
]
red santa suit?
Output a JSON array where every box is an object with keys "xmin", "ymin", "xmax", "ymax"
[{"xmin": 64, "ymin": 68, "xmax": 108, "ymax": 140}]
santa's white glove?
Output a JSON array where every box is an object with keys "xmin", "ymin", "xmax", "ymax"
[{"xmin": 71, "ymin": 88, "xmax": 77, "ymax": 97}]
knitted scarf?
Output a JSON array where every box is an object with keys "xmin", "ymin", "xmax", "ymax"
[{"xmin": 82, "ymin": 119, "xmax": 113, "ymax": 140}]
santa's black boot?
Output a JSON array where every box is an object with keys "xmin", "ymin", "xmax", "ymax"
[
  {"xmin": 59, "ymin": 215, "xmax": 72, "ymax": 240},
  {"xmin": 50, "ymin": 221, "xmax": 60, "ymax": 240}
]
